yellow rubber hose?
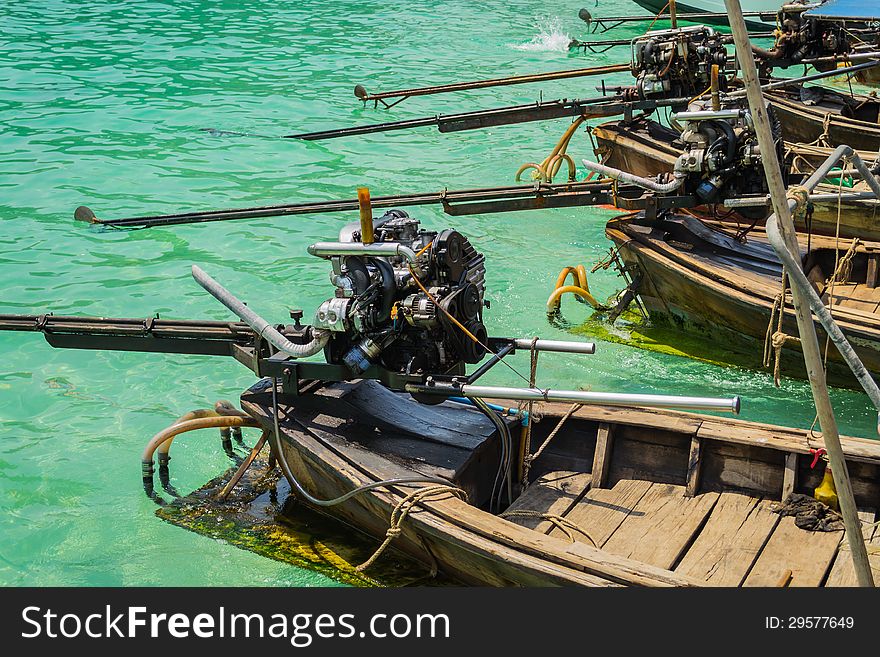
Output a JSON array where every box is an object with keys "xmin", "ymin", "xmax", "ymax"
[{"xmin": 546, "ymin": 285, "xmax": 603, "ymax": 312}]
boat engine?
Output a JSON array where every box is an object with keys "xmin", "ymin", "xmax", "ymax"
[
  {"xmin": 755, "ymin": 1, "xmax": 855, "ymax": 72},
  {"xmin": 671, "ymin": 102, "xmax": 782, "ymax": 213},
  {"xmin": 631, "ymin": 26, "xmax": 729, "ymax": 100},
  {"xmin": 309, "ymin": 211, "xmax": 488, "ymax": 378}
]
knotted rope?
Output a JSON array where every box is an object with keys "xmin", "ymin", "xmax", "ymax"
[
  {"xmin": 500, "ymin": 509, "xmax": 598, "ymax": 547},
  {"xmin": 830, "ymin": 237, "xmax": 860, "ymax": 284},
  {"xmin": 786, "ymin": 185, "xmax": 811, "ymax": 219},
  {"xmin": 763, "ymin": 271, "xmax": 800, "ymax": 387},
  {"xmin": 806, "ymin": 113, "xmax": 833, "ymax": 147},
  {"xmin": 356, "ymin": 484, "xmax": 468, "ymax": 572}
]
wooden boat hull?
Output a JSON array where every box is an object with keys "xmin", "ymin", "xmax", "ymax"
[
  {"xmin": 764, "ymin": 89, "xmax": 880, "ymax": 153},
  {"xmin": 592, "ymin": 119, "xmax": 880, "ymax": 241},
  {"xmin": 606, "ymin": 215, "xmax": 880, "ymax": 385},
  {"xmin": 240, "ymin": 378, "xmax": 880, "ymax": 587}
]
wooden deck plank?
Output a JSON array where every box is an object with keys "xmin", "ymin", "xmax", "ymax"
[
  {"xmin": 743, "ymin": 516, "xmax": 843, "ymax": 587},
  {"xmin": 824, "ymin": 510, "xmax": 880, "ymax": 587},
  {"xmin": 685, "ymin": 436, "xmax": 703, "ymax": 497},
  {"xmin": 675, "ymin": 493, "xmax": 779, "ymax": 586},
  {"xmin": 601, "ymin": 483, "xmax": 720, "ymax": 570},
  {"xmin": 782, "ymin": 452, "xmax": 798, "ymax": 501},
  {"xmin": 591, "ymin": 423, "xmax": 614, "ymax": 489},
  {"xmin": 552, "ymin": 479, "xmax": 653, "ymax": 547},
  {"xmin": 503, "ymin": 471, "xmax": 592, "ymax": 533}
]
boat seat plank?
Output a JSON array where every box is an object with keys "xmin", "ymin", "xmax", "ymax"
[
  {"xmin": 504, "ymin": 471, "xmax": 592, "ymax": 533},
  {"xmin": 600, "ymin": 483, "xmax": 720, "ymax": 570},
  {"xmin": 743, "ymin": 516, "xmax": 843, "ymax": 587},
  {"xmin": 824, "ymin": 510, "xmax": 880, "ymax": 587},
  {"xmin": 552, "ymin": 479, "xmax": 654, "ymax": 548},
  {"xmin": 675, "ymin": 493, "xmax": 779, "ymax": 586}
]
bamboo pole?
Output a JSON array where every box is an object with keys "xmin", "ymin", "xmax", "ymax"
[{"xmin": 724, "ymin": 0, "xmax": 874, "ymax": 587}]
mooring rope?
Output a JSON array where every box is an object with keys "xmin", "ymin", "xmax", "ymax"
[{"xmin": 356, "ymin": 485, "xmax": 468, "ymax": 572}]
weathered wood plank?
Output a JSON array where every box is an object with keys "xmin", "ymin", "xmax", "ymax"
[
  {"xmin": 685, "ymin": 436, "xmax": 703, "ymax": 497},
  {"xmin": 700, "ymin": 440, "xmax": 785, "ymax": 499},
  {"xmin": 743, "ymin": 516, "xmax": 843, "ymax": 587},
  {"xmin": 825, "ymin": 510, "xmax": 880, "ymax": 587},
  {"xmin": 504, "ymin": 471, "xmax": 592, "ymax": 533},
  {"xmin": 867, "ymin": 254, "xmax": 879, "ymax": 289},
  {"xmin": 601, "ymin": 483, "xmax": 720, "ymax": 570},
  {"xmin": 592, "ymin": 423, "xmax": 614, "ymax": 489},
  {"xmin": 675, "ymin": 493, "xmax": 779, "ymax": 586},
  {"xmin": 697, "ymin": 418, "xmax": 880, "ymax": 464},
  {"xmin": 553, "ymin": 478, "xmax": 653, "ymax": 547},
  {"xmin": 782, "ymin": 452, "xmax": 798, "ymax": 501}
]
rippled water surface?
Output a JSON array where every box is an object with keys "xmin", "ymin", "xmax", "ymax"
[{"xmin": 1, "ymin": 0, "xmax": 877, "ymax": 586}]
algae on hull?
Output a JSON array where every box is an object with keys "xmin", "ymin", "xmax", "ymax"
[{"xmin": 157, "ymin": 449, "xmax": 451, "ymax": 587}]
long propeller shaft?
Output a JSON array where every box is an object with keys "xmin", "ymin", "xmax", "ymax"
[{"xmin": 355, "ymin": 63, "xmax": 630, "ymax": 103}]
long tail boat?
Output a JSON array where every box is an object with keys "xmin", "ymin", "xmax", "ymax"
[
  {"xmin": 605, "ymin": 212, "xmax": 880, "ymax": 385},
  {"xmin": 763, "ymin": 86, "xmax": 880, "ymax": 152},
  {"xmin": 591, "ymin": 115, "xmax": 880, "ymax": 240},
  {"xmin": 239, "ymin": 377, "xmax": 880, "ymax": 586}
]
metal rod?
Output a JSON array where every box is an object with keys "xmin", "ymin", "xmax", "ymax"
[
  {"xmin": 81, "ymin": 180, "xmax": 616, "ymax": 229},
  {"xmin": 582, "ymin": 159, "xmax": 685, "ymax": 193},
  {"xmin": 306, "ymin": 242, "xmax": 417, "ymax": 262},
  {"xmin": 725, "ymin": 0, "xmax": 874, "ymax": 588},
  {"xmin": 671, "ymin": 109, "xmax": 745, "ymax": 121},
  {"xmin": 512, "ymin": 338, "xmax": 596, "ymax": 354},
  {"xmin": 726, "ymin": 59, "xmax": 880, "ymax": 98},
  {"xmin": 583, "ymin": 10, "xmax": 778, "ymax": 24},
  {"xmin": 287, "ymin": 94, "xmax": 625, "ymax": 140},
  {"xmin": 355, "ymin": 64, "xmax": 630, "ymax": 102},
  {"xmin": 411, "ymin": 384, "xmax": 740, "ymax": 414},
  {"xmin": 723, "ymin": 190, "xmax": 879, "ymax": 208},
  {"xmin": 466, "ymin": 343, "xmax": 515, "ymax": 384},
  {"xmin": 191, "ymin": 265, "xmax": 329, "ymax": 359}
]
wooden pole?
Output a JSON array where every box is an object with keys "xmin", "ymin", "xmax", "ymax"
[
  {"xmin": 725, "ymin": 0, "xmax": 874, "ymax": 587},
  {"xmin": 669, "ymin": 0, "xmax": 677, "ymax": 29}
]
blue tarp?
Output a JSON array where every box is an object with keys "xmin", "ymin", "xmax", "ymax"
[{"xmin": 804, "ymin": 0, "xmax": 880, "ymax": 21}]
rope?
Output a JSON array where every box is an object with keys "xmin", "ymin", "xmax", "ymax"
[
  {"xmin": 519, "ymin": 337, "xmax": 540, "ymax": 489},
  {"xmin": 786, "ymin": 185, "xmax": 811, "ymax": 219},
  {"xmin": 763, "ymin": 271, "xmax": 799, "ymax": 387},
  {"xmin": 523, "ymin": 403, "xmax": 582, "ymax": 468},
  {"xmin": 356, "ymin": 484, "xmax": 468, "ymax": 572},
  {"xmin": 500, "ymin": 510, "xmax": 598, "ymax": 548},
  {"xmin": 806, "ymin": 113, "xmax": 833, "ymax": 148},
  {"xmin": 830, "ymin": 238, "xmax": 860, "ymax": 284}
]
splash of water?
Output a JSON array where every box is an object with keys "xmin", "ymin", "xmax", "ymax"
[{"xmin": 513, "ymin": 16, "xmax": 572, "ymax": 52}]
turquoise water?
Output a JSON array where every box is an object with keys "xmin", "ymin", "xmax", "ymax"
[{"xmin": 0, "ymin": 0, "xmax": 876, "ymax": 586}]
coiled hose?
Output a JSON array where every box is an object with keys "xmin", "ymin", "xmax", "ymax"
[{"xmin": 547, "ymin": 265, "xmax": 604, "ymax": 312}]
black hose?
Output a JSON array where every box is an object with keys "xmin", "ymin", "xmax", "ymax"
[
  {"xmin": 371, "ymin": 258, "xmax": 396, "ymax": 321},
  {"xmin": 343, "ymin": 256, "xmax": 370, "ymax": 295},
  {"xmin": 703, "ymin": 120, "xmax": 737, "ymax": 167}
]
